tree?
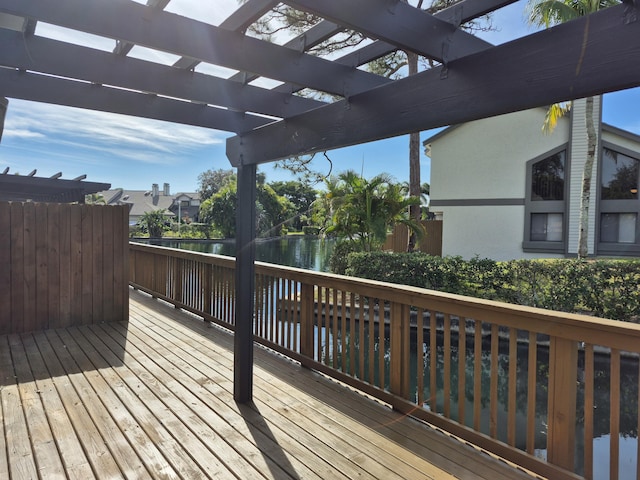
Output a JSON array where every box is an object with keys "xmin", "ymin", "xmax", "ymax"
[
  {"xmin": 197, "ymin": 168, "xmax": 236, "ymax": 202},
  {"xmin": 140, "ymin": 209, "xmax": 168, "ymax": 238},
  {"xmin": 528, "ymin": 0, "xmax": 620, "ymax": 257},
  {"xmin": 269, "ymin": 180, "xmax": 318, "ymax": 230},
  {"xmin": 324, "ymin": 170, "xmax": 424, "ymax": 251},
  {"xmin": 198, "ymin": 175, "xmax": 296, "ymax": 238},
  {"xmin": 241, "ymin": 0, "xmax": 492, "ymax": 251}
]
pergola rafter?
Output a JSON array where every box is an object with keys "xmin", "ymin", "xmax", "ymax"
[{"xmin": 1, "ymin": 0, "xmax": 639, "ymax": 407}]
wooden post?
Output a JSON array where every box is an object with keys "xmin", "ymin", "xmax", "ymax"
[
  {"xmin": 389, "ymin": 302, "xmax": 410, "ymax": 403},
  {"xmin": 299, "ymin": 283, "xmax": 315, "ymax": 365},
  {"xmin": 234, "ymin": 164, "xmax": 256, "ymax": 403},
  {"xmin": 546, "ymin": 336, "xmax": 578, "ymax": 472}
]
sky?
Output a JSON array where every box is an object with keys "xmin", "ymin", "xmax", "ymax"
[{"xmin": 1, "ymin": 0, "xmax": 639, "ymax": 194}]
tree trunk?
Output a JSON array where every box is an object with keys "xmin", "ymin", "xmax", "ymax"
[
  {"xmin": 578, "ymin": 96, "xmax": 597, "ymax": 258},
  {"xmin": 407, "ymin": 51, "xmax": 421, "ymax": 252}
]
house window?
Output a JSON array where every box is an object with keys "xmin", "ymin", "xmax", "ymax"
[
  {"xmin": 180, "ymin": 200, "xmax": 190, "ymax": 207},
  {"xmin": 523, "ymin": 148, "xmax": 567, "ymax": 252},
  {"xmin": 598, "ymin": 146, "xmax": 640, "ymax": 254},
  {"xmin": 531, "ymin": 213, "xmax": 563, "ymax": 241}
]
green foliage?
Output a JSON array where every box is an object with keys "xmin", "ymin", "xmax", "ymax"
[
  {"xmin": 345, "ymin": 253, "xmax": 640, "ymax": 322},
  {"xmin": 198, "ymin": 177, "xmax": 296, "ymax": 238},
  {"xmin": 197, "ymin": 168, "xmax": 236, "ymax": 202},
  {"xmin": 139, "ymin": 209, "xmax": 168, "ymax": 238},
  {"xmin": 329, "ymin": 240, "xmax": 361, "ymax": 275},
  {"xmin": 323, "ymin": 170, "xmax": 423, "ymax": 251},
  {"xmin": 269, "ymin": 180, "xmax": 318, "ymax": 230},
  {"xmin": 302, "ymin": 226, "xmax": 320, "ymax": 235}
]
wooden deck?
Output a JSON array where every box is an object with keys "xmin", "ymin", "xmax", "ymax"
[{"xmin": 0, "ymin": 289, "xmax": 541, "ymax": 480}]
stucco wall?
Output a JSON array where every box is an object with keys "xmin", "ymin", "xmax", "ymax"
[{"xmin": 438, "ymin": 205, "xmax": 562, "ymax": 261}]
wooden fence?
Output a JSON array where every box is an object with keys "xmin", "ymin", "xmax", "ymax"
[
  {"xmin": 130, "ymin": 242, "xmax": 640, "ymax": 480},
  {"xmin": 383, "ymin": 220, "xmax": 442, "ymax": 255},
  {"xmin": 0, "ymin": 202, "xmax": 129, "ymax": 334}
]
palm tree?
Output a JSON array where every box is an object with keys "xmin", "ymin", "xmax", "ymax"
[
  {"xmin": 528, "ymin": 0, "xmax": 620, "ymax": 258},
  {"xmin": 324, "ymin": 171, "xmax": 424, "ymax": 251}
]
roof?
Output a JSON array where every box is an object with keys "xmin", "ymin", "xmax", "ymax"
[
  {"xmin": 0, "ymin": 168, "xmax": 110, "ymax": 203},
  {"xmin": 421, "ymin": 108, "xmax": 640, "ymax": 155},
  {"xmin": 102, "ymin": 188, "xmax": 199, "ymax": 217},
  {"xmin": 0, "ymin": 1, "xmax": 638, "ymax": 167}
]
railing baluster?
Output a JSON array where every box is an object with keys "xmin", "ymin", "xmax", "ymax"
[
  {"xmin": 350, "ymin": 292, "xmax": 356, "ymax": 377},
  {"xmin": 378, "ymin": 300, "xmax": 385, "ymax": 392},
  {"xmin": 508, "ymin": 327, "xmax": 517, "ymax": 446},
  {"xmin": 490, "ymin": 323, "xmax": 499, "ymax": 439},
  {"xmin": 584, "ymin": 343, "xmax": 594, "ymax": 480},
  {"xmin": 358, "ymin": 294, "xmax": 365, "ymax": 380},
  {"xmin": 332, "ymin": 289, "xmax": 338, "ymax": 369},
  {"xmin": 341, "ymin": 290, "xmax": 347, "ymax": 372},
  {"xmin": 430, "ymin": 310, "xmax": 437, "ymax": 412},
  {"xmin": 324, "ymin": 287, "xmax": 330, "ymax": 366},
  {"xmin": 474, "ymin": 320, "xmax": 482, "ymax": 431},
  {"xmin": 368, "ymin": 299, "xmax": 375, "ymax": 385},
  {"xmin": 443, "ymin": 314, "xmax": 451, "ymax": 418},
  {"xmin": 610, "ymin": 348, "xmax": 620, "ymax": 480},
  {"xmin": 417, "ymin": 308, "xmax": 424, "ymax": 407},
  {"xmin": 526, "ymin": 331, "xmax": 537, "ymax": 455},
  {"xmin": 458, "ymin": 317, "xmax": 466, "ymax": 425}
]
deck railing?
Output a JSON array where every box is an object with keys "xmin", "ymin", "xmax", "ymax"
[{"xmin": 130, "ymin": 243, "xmax": 640, "ymax": 480}]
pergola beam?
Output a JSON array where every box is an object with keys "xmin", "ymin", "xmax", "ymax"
[
  {"xmin": 0, "ymin": 0, "xmax": 389, "ymax": 97},
  {"xmin": 0, "ymin": 30, "xmax": 324, "ymax": 118},
  {"xmin": 284, "ymin": 0, "xmax": 492, "ymax": 62},
  {"xmin": 227, "ymin": 3, "xmax": 640, "ymax": 165},
  {"xmin": 0, "ymin": 69, "xmax": 272, "ymax": 133}
]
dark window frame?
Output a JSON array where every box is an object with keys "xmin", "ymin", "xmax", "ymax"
[
  {"xmin": 597, "ymin": 142, "xmax": 640, "ymax": 255},
  {"xmin": 523, "ymin": 145, "xmax": 569, "ymax": 253}
]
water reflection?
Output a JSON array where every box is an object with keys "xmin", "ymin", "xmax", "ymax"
[{"xmin": 139, "ymin": 236, "xmax": 337, "ymax": 272}]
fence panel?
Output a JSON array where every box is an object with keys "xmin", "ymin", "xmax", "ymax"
[{"xmin": 0, "ymin": 202, "xmax": 129, "ymax": 333}]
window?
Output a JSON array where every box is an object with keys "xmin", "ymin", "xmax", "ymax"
[
  {"xmin": 523, "ymin": 148, "xmax": 567, "ymax": 252},
  {"xmin": 598, "ymin": 146, "xmax": 640, "ymax": 254},
  {"xmin": 531, "ymin": 213, "xmax": 563, "ymax": 241},
  {"xmin": 180, "ymin": 200, "xmax": 190, "ymax": 207}
]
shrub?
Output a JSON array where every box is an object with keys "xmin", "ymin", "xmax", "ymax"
[
  {"xmin": 302, "ymin": 226, "xmax": 321, "ymax": 235},
  {"xmin": 343, "ymin": 253, "xmax": 640, "ymax": 322}
]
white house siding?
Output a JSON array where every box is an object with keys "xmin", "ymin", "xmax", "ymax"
[
  {"xmin": 566, "ymin": 97, "xmax": 602, "ymax": 256},
  {"xmin": 429, "ymin": 108, "xmax": 569, "ymax": 260},
  {"xmin": 439, "ymin": 205, "xmax": 562, "ymax": 260}
]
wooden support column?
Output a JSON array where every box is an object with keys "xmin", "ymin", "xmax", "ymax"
[
  {"xmin": 234, "ymin": 163, "xmax": 256, "ymax": 403},
  {"xmin": 389, "ymin": 302, "xmax": 410, "ymax": 405},
  {"xmin": 546, "ymin": 336, "xmax": 578, "ymax": 472},
  {"xmin": 299, "ymin": 283, "xmax": 315, "ymax": 365}
]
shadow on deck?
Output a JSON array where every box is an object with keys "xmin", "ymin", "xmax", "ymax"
[{"xmin": 0, "ymin": 288, "xmax": 540, "ymax": 479}]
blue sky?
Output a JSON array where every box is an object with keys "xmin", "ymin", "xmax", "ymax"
[{"xmin": 1, "ymin": 0, "xmax": 638, "ymax": 194}]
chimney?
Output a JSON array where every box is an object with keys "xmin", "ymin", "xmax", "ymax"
[
  {"xmin": 152, "ymin": 183, "xmax": 159, "ymax": 197},
  {"xmin": 163, "ymin": 183, "xmax": 170, "ymax": 196}
]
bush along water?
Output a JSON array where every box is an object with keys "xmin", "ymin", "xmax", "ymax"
[{"xmin": 343, "ymin": 252, "xmax": 640, "ymax": 322}]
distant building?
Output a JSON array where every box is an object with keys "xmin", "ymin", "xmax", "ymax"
[
  {"xmin": 425, "ymin": 97, "xmax": 640, "ymax": 260},
  {"xmin": 102, "ymin": 182, "xmax": 200, "ymax": 226}
]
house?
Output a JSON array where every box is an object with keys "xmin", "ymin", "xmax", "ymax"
[
  {"xmin": 424, "ymin": 97, "xmax": 640, "ymax": 260},
  {"xmin": 102, "ymin": 182, "xmax": 200, "ymax": 226}
]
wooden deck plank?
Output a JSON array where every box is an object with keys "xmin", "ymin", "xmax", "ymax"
[
  {"xmin": 0, "ymin": 335, "xmax": 14, "ymax": 479},
  {"xmin": 8, "ymin": 333, "xmax": 67, "ymax": 479},
  {"xmin": 130, "ymin": 290, "xmax": 537, "ymax": 480},
  {"xmin": 68, "ymin": 324, "xmax": 252, "ymax": 479},
  {"xmin": 40, "ymin": 329, "xmax": 153, "ymax": 480},
  {"xmin": 1, "ymin": 335, "xmax": 39, "ymax": 480},
  {"xmin": 0, "ymin": 290, "xmax": 542, "ymax": 480},
  {"xmin": 52, "ymin": 327, "xmax": 187, "ymax": 479},
  {"xmin": 108, "ymin": 319, "xmax": 343, "ymax": 480},
  {"xmin": 128, "ymin": 301, "xmax": 445, "ymax": 480},
  {"xmin": 92, "ymin": 321, "xmax": 297, "ymax": 480},
  {"xmin": 20, "ymin": 333, "xmax": 96, "ymax": 479}
]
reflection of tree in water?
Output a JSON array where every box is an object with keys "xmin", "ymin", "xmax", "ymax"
[{"xmin": 417, "ymin": 332, "xmax": 639, "ymax": 440}]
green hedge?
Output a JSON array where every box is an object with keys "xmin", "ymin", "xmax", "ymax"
[{"xmin": 343, "ymin": 252, "xmax": 640, "ymax": 322}]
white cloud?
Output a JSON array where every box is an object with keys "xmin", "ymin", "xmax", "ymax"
[{"xmin": 4, "ymin": 99, "xmax": 225, "ymax": 162}]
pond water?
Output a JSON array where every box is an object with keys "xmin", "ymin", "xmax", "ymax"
[{"xmin": 142, "ymin": 236, "xmax": 337, "ymax": 272}]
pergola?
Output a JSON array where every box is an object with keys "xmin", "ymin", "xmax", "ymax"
[{"xmin": 1, "ymin": 0, "xmax": 639, "ymax": 402}]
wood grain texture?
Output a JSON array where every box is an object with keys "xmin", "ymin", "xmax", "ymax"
[{"xmin": 0, "ymin": 290, "xmax": 538, "ymax": 480}]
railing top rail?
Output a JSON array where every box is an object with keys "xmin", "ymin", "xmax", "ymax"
[{"xmin": 130, "ymin": 242, "xmax": 640, "ymax": 352}]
